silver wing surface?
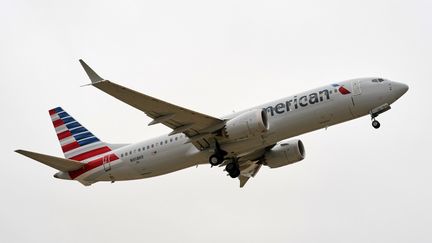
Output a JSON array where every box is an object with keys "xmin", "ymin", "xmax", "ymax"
[{"xmin": 79, "ymin": 60, "xmax": 225, "ymax": 150}]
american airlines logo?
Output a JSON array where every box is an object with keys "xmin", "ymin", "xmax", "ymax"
[
  {"xmin": 332, "ymin": 84, "xmax": 351, "ymax": 95},
  {"xmin": 265, "ymin": 84, "xmax": 351, "ymax": 116}
]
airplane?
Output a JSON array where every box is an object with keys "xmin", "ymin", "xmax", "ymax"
[{"xmin": 15, "ymin": 60, "xmax": 409, "ymax": 187}]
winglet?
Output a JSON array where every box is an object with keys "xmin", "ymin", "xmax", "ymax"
[{"xmin": 79, "ymin": 59, "xmax": 104, "ymax": 83}]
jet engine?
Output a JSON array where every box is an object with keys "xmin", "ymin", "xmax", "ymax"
[
  {"xmin": 224, "ymin": 109, "xmax": 269, "ymax": 140},
  {"xmin": 264, "ymin": 139, "xmax": 305, "ymax": 168}
]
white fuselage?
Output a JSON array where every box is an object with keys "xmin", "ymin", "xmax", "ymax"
[{"xmin": 72, "ymin": 78, "xmax": 408, "ymax": 185}]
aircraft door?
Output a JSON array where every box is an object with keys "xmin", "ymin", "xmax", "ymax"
[
  {"xmin": 349, "ymin": 80, "xmax": 364, "ymax": 117},
  {"xmin": 352, "ymin": 80, "xmax": 361, "ymax": 96},
  {"xmin": 103, "ymin": 155, "xmax": 111, "ymax": 172}
]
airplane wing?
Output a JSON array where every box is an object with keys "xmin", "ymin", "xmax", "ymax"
[
  {"xmin": 79, "ymin": 60, "xmax": 225, "ymax": 150},
  {"xmin": 238, "ymin": 161, "xmax": 262, "ymax": 188},
  {"xmin": 15, "ymin": 149, "xmax": 85, "ymax": 172}
]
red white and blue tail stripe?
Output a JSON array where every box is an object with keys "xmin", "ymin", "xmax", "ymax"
[{"xmin": 49, "ymin": 107, "xmax": 112, "ymax": 161}]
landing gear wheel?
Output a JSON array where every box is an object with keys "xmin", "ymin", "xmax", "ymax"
[
  {"xmin": 229, "ymin": 169, "xmax": 240, "ymax": 178},
  {"xmin": 209, "ymin": 154, "xmax": 223, "ymax": 166},
  {"xmin": 226, "ymin": 162, "xmax": 240, "ymax": 178},
  {"xmin": 372, "ymin": 120, "xmax": 380, "ymax": 129},
  {"xmin": 208, "ymin": 140, "xmax": 227, "ymax": 166}
]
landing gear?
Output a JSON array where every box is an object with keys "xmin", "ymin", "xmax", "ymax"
[
  {"xmin": 369, "ymin": 104, "xmax": 390, "ymax": 129},
  {"xmin": 371, "ymin": 113, "xmax": 381, "ymax": 129},
  {"xmin": 372, "ymin": 120, "xmax": 380, "ymax": 129},
  {"xmin": 209, "ymin": 154, "xmax": 224, "ymax": 166},
  {"xmin": 208, "ymin": 140, "xmax": 240, "ymax": 178},
  {"xmin": 225, "ymin": 161, "xmax": 240, "ymax": 178},
  {"xmin": 208, "ymin": 140, "xmax": 227, "ymax": 166}
]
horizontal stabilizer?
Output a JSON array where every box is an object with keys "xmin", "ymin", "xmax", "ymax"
[{"xmin": 15, "ymin": 149, "xmax": 85, "ymax": 172}]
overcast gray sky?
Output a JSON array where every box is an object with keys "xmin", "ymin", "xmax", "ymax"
[{"xmin": 1, "ymin": 0, "xmax": 431, "ymax": 242}]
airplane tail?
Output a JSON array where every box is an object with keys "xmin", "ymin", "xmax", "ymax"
[{"xmin": 49, "ymin": 107, "xmax": 112, "ymax": 161}]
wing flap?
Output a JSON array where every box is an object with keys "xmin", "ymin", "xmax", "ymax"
[
  {"xmin": 15, "ymin": 149, "xmax": 85, "ymax": 172},
  {"xmin": 235, "ymin": 148, "xmax": 266, "ymax": 187},
  {"xmin": 238, "ymin": 162, "xmax": 262, "ymax": 187}
]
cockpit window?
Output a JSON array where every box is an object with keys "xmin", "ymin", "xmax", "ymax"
[{"xmin": 372, "ymin": 78, "xmax": 385, "ymax": 83}]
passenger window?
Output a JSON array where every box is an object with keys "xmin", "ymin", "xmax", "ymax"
[
  {"xmin": 121, "ymin": 154, "xmax": 123, "ymax": 157},
  {"xmin": 175, "ymin": 137, "xmax": 178, "ymax": 141},
  {"xmin": 165, "ymin": 140, "xmax": 168, "ymax": 144},
  {"xmin": 129, "ymin": 151, "xmax": 132, "ymax": 155},
  {"xmin": 147, "ymin": 145, "xmax": 150, "ymax": 149},
  {"xmin": 138, "ymin": 148, "xmax": 141, "ymax": 152},
  {"xmin": 151, "ymin": 144, "xmax": 154, "ymax": 148},
  {"xmin": 160, "ymin": 142, "xmax": 163, "ymax": 145}
]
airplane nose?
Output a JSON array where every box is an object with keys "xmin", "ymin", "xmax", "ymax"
[{"xmin": 392, "ymin": 82, "xmax": 409, "ymax": 97}]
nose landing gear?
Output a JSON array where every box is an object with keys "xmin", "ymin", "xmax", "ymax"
[
  {"xmin": 370, "ymin": 112, "xmax": 381, "ymax": 129},
  {"xmin": 369, "ymin": 103, "xmax": 391, "ymax": 129},
  {"xmin": 372, "ymin": 119, "xmax": 381, "ymax": 129}
]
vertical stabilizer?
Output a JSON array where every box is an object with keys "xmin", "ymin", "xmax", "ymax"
[{"xmin": 48, "ymin": 107, "xmax": 112, "ymax": 161}]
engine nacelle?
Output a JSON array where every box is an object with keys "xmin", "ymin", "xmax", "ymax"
[
  {"xmin": 224, "ymin": 109, "xmax": 269, "ymax": 140},
  {"xmin": 264, "ymin": 139, "xmax": 306, "ymax": 168}
]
